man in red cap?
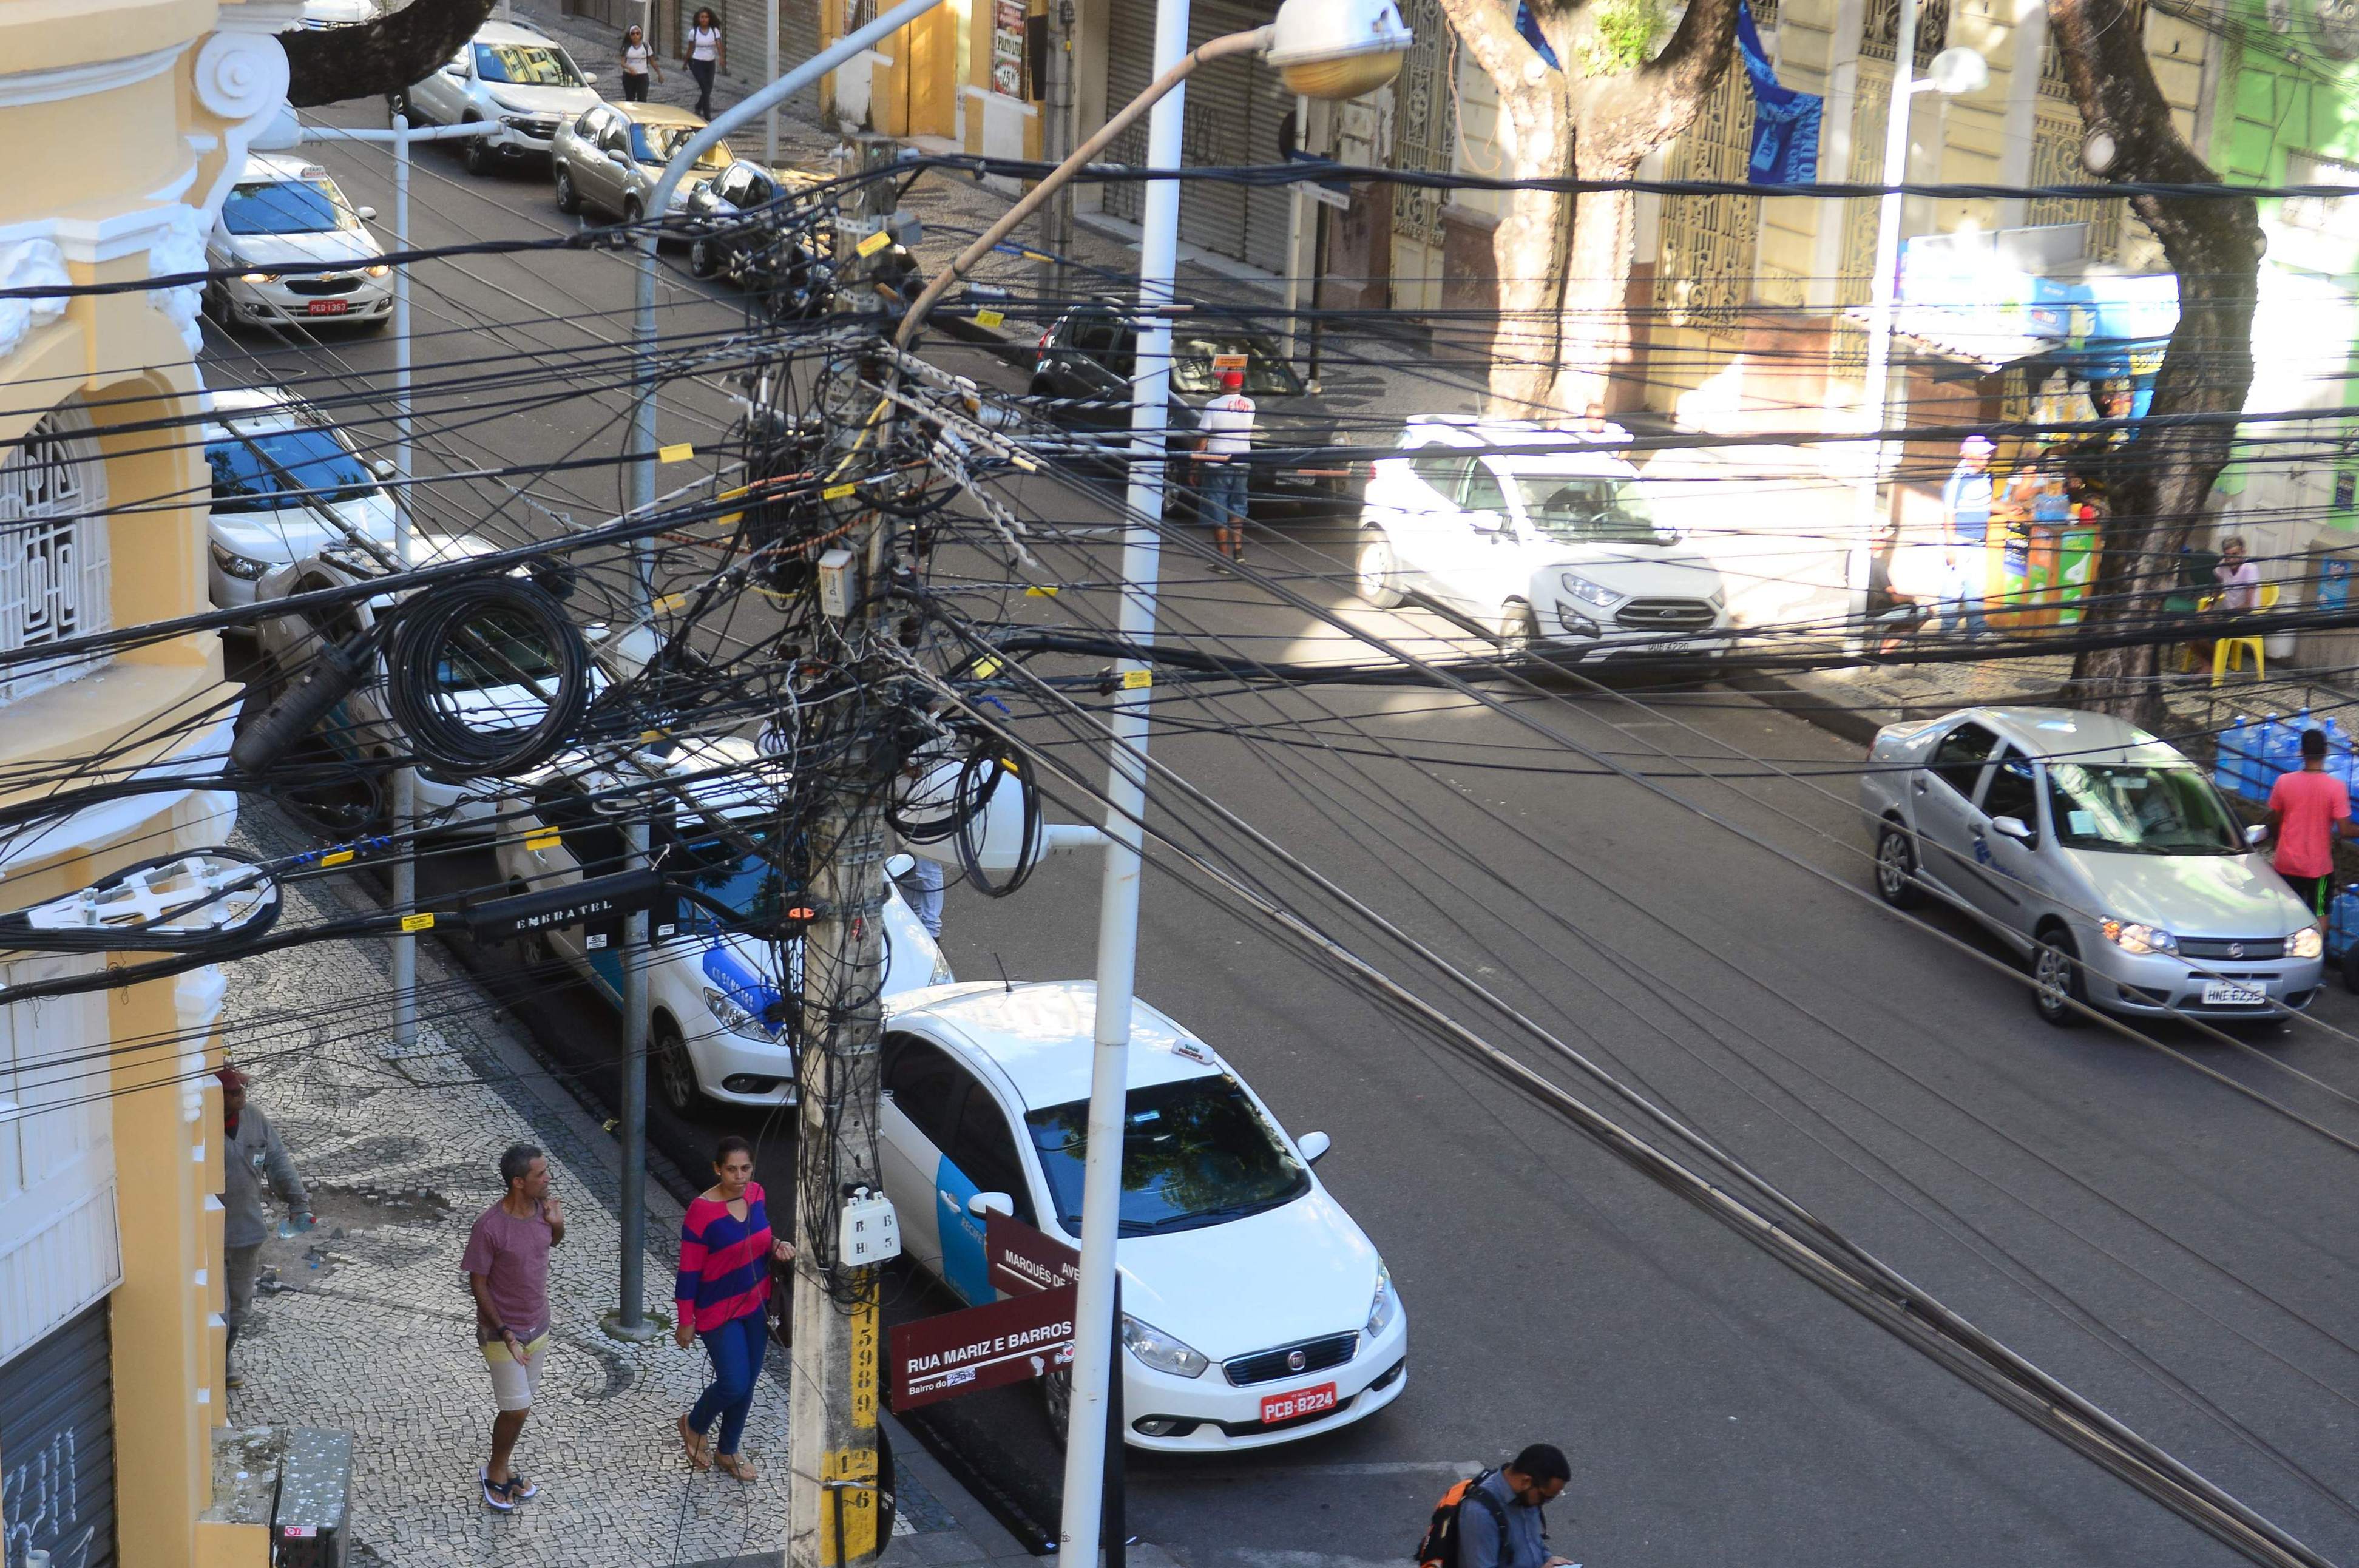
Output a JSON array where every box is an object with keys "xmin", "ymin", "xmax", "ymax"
[
  {"xmin": 1197, "ymin": 363, "xmax": 1256, "ymax": 564},
  {"xmin": 219, "ymin": 1062, "xmax": 311, "ymax": 1390}
]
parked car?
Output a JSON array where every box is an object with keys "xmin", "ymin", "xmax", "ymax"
[
  {"xmin": 203, "ymin": 154, "xmax": 391, "ymax": 333},
  {"xmin": 1355, "ymin": 416, "xmax": 1730, "ymax": 657},
  {"xmin": 1028, "ymin": 302, "xmax": 1345, "ymax": 510},
  {"xmin": 552, "ymin": 100, "xmax": 734, "ymax": 226},
  {"xmin": 680, "ymin": 159, "xmax": 834, "ymax": 316},
  {"xmin": 205, "ymin": 385, "xmax": 397, "ymax": 607},
  {"xmin": 1859, "ymin": 705, "xmax": 2325, "ymax": 1024},
  {"xmin": 396, "ymin": 20, "xmax": 601, "ymax": 175},
  {"xmin": 878, "ymin": 980, "xmax": 1405, "ymax": 1451},
  {"xmin": 493, "ymin": 737, "xmax": 954, "ymax": 1113}
]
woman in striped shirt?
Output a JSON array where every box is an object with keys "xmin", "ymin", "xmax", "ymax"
[{"xmin": 673, "ymin": 1135, "xmax": 794, "ymax": 1480}]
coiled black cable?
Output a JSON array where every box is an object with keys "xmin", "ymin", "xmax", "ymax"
[{"xmin": 384, "ymin": 576, "xmax": 591, "ymax": 780}]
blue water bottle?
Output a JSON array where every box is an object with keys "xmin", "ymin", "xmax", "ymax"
[
  {"xmin": 2216, "ymin": 718, "xmax": 2247, "ymax": 799},
  {"xmin": 2331, "ymin": 885, "xmax": 2359, "ymax": 961}
]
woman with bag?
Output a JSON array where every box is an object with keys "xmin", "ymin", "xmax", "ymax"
[
  {"xmin": 673, "ymin": 1135, "xmax": 794, "ymax": 1481},
  {"xmin": 682, "ymin": 8, "xmax": 725, "ymax": 118}
]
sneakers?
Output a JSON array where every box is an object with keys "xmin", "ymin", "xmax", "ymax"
[{"xmin": 225, "ymin": 1370, "xmax": 243, "ymax": 1390}]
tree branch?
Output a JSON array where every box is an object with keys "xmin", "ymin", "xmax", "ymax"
[{"xmin": 283, "ymin": 0, "xmax": 504, "ymax": 109}]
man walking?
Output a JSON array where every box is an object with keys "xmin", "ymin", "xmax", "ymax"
[
  {"xmin": 219, "ymin": 1062, "xmax": 310, "ymax": 1391},
  {"xmin": 1456, "ymin": 1444, "xmax": 1576, "ymax": 1568},
  {"xmin": 462, "ymin": 1143, "xmax": 565, "ymax": 1512},
  {"xmin": 2266, "ymin": 727, "xmax": 2356, "ymax": 917},
  {"xmin": 1939, "ymin": 433, "xmax": 1995, "ymax": 640},
  {"xmin": 1198, "ymin": 364, "xmax": 1254, "ymax": 564}
]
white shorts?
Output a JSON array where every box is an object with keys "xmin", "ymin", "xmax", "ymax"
[{"xmin": 483, "ymin": 1332, "xmax": 550, "ymax": 1413}]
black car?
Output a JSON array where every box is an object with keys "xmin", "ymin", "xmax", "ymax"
[
  {"xmin": 681, "ymin": 160, "xmax": 833, "ymax": 319},
  {"xmin": 1028, "ymin": 303, "xmax": 1347, "ymax": 509}
]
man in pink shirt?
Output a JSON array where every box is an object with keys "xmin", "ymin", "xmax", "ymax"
[{"xmin": 2265, "ymin": 727, "xmax": 2356, "ymax": 916}]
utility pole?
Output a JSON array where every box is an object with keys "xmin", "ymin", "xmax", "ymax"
[
  {"xmin": 390, "ymin": 112, "xmax": 419, "ymax": 1056},
  {"xmin": 1036, "ymin": 0, "xmax": 1077, "ymax": 302}
]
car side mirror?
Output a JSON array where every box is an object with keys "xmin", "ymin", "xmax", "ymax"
[
  {"xmin": 1296, "ymin": 1130, "xmax": 1331, "ymax": 1164},
  {"xmin": 442, "ymin": 63, "xmax": 465, "ymax": 76},
  {"xmin": 583, "ymin": 72, "xmax": 600, "ymax": 85},
  {"xmin": 884, "ymin": 853, "xmax": 915, "ymax": 879},
  {"xmin": 608, "ymin": 148, "xmax": 631, "ymax": 164},
  {"xmin": 2247, "ymin": 822, "xmax": 2269, "ymax": 847},
  {"xmin": 967, "ymin": 1191, "xmax": 1014, "ymax": 1218},
  {"xmin": 1990, "ymin": 815, "xmax": 2035, "ymax": 843},
  {"xmin": 1470, "ymin": 510, "xmax": 1506, "ymax": 536},
  {"xmin": 354, "ymin": 205, "xmax": 377, "ymax": 221},
  {"xmin": 367, "ymin": 457, "xmax": 396, "ymax": 480}
]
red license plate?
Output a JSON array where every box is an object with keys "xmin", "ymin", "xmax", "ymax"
[
  {"xmin": 306, "ymin": 299, "xmax": 348, "ymax": 316},
  {"xmin": 1259, "ymin": 1382, "xmax": 1337, "ymax": 1424}
]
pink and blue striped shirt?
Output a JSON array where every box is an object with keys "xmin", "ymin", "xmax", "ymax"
[{"xmin": 675, "ymin": 1180, "xmax": 774, "ymax": 1332}]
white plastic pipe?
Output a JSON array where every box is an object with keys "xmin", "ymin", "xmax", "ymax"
[
  {"xmin": 390, "ymin": 112, "xmax": 418, "ymax": 1053},
  {"xmin": 1851, "ymin": 0, "xmax": 1921, "ymax": 646}
]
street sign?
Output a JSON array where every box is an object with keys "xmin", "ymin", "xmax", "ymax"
[
  {"xmin": 1306, "ymin": 183, "xmax": 1350, "ymax": 211},
  {"xmin": 888, "ymin": 1285, "xmax": 1077, "ymax": 1410},
  {"xmin": 987, "ymin": 1213, "xmax": 1080, "ymax": 1296}
]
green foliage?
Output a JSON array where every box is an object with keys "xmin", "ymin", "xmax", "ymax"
[{"xmin": 1577, "ymin": 0, "xmax": 1667, "ymax": 75}]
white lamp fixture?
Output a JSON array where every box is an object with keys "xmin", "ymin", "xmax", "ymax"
[
  {"xmin": 1266, "ymin": 0, "xmax": 1414, "ymax": 100},
  {"xmin": 1923, "ymin": 44, "xmax": 1991, "ymax": 95}
]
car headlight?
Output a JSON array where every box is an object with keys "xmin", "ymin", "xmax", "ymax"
[
  {"xmin": 1120, "ymin": 1314, "xmax": 1208, "ymax": 1379},
  {"xmin": 1364, "ymin": 1262, "xmax": 1399, "ymax": 1338},
  {"xmin": 364, "ymin": 263, "xmax": 391, "ymax": 277},
  {"xmin": 2101, "ymin": 918, "xmax": 2178, "ymax": 956},
  {"xmin": 239, "ymin": 270, "xmax": 277, "ymax": 285},
  {"xmin": 702, "ymin": 985, "xmax": 777, "ymax": 1039},
  {"xmin": 2291, "ymin": 924, "xmax": 2325, "ymax": 960},
  {"xmin": 1558, "ymin": 572, "xmax": 1620, "ymax": 609},
  {"xmin": 209, "ymin": 542, "xmax": 272, "ymax": 580}
]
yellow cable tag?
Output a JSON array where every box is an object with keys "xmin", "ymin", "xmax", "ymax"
[
  {"xmin": 714, "ymin": 511, "xmax": 743, "ymax": 528},
  {"xmin": 823, "ymin": 482, "xmax": 856, "ymax": 500},
  {"xmin": 319, "ymin": 849, "xmax": 355, "ymax": 867},
  {"xmin": 400, "ymin": 913, "xmax": 435, "ymax": 933},
  {"xmin": 1120, "ymin": 669, "xmax": 1152, "ymax": 691},
  {"xmin": 524, "ymin": 828, "xmax": 561, "ymax": 851},
  {"xmin": 856, "ymin": 229, "xmax": 891, "ymax": 257},
  {"xmin": 1024, "ymin": 584, "xmax": 1058, "ymax": 597},
  {"xmin": 658, "ymin": 442, "xmax": 694, "ymax": 464},
  {"xmin": 653, "ymin": 592, "xmax": 688, "ymax": 613},
  {"xmin": 975, "ymin": 308, "xmax": 1006, "ymax": 329},
  {"xmin": 972, "ymin": 655, "xmax": 1002, "ymax": 678}
]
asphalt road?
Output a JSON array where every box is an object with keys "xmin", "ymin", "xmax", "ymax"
[{"xmin": 209, "ymin": 108, "xmax": 2359, "ymax": 1568}]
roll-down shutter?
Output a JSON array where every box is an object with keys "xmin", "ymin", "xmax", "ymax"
[{"xmin": 0, "ymin": 1301, "xmax": 117, "ymax": 1568}]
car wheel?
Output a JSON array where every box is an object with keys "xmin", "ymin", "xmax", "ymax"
[
  {"xmin": 387, "ymin": 88, "xmax": 415, "ymax": 123},
  {"xmin": 1873, "ymin": 821, "xmax": 1924, "ymax": 909},
  {"xmin": 2032, "ymin": 925, "xmax": 2086, "ymax": 1027},
  {"xmin": 1040, "ymin": 1368, "xmax": 1071, "ymax": 1441},
  {"xmin": 1496, "ymin": 601, "xmax": 1537, "ymax": 657},
  {"xmin": 1356, "ymin": 530, "xmax": 1404, "ymax": 608},
  {"xmin": 463, "ymin": 123, "xmax": 491, "ymax": 175},
  {"xmin": 553, "ymin": 166, "xmax": 581, "ymax": 215},
  {"xmin": 654, "ymin": 1016, "xmax": 703, "ymax": 1117},
  {"xmin": 688, "ymin": 237, "xmax": 719, "ymax": 277},
  {"xmin": 622, "ymin": 195, "xmax": 645, "ymax": 226}
]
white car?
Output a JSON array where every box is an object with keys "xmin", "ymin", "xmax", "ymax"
[
  {"xmin": 398, "ymin": 21, "xmax": 601, "ymax": 175},
  {"xmin": 203, "ymin": 154, "xmax": 391, "ymax": 333},
  {"xmin": 495, "ymin": 737, "xmax": 954, "ymax": 1113},
  {"xmin": 1355, "ymin": 416, "xmax": 1730, "ymax": 660},
  {"xmin": 878, "ymin": 981, "xmax": 1406, "ymax": 1451},
  {"xmin": 205, "ymin": 385, "xmax": 398, "ymax": 607}
]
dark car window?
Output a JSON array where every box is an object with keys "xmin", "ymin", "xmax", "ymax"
[
  {"xmin": 946, "ymin": 1083, "xmax": 1036, "ymax": 1226},
  {"xmin": 573, "ymin": 108, "xmax": 601, "ymax": 137},
  {"xmin": 1069, "ymin": 315, "xmax": 1136, "ymax": 380},
  {"xmin": 884, "ymin": 1034, "xmax": 973, "ymax": 1152},
  {"xmin": 1458, "ymin": 461, "xmax": 1507, "ymax": 515},
  {"xmin": 1027, "ymin": 1074, "xmax": 1310, "ymax": 1238},
  {"xmin": 473, "ymin": 42, "xmax": 585, "ymax": 86},
  {"xmin": 222, "ymin": 180, "xmax": 348, "ymax": 236},
  {"xmin": 1409, "ymin": 452, "xmax": 1466, "ymax": 499},
  {"xmin": 293, "ymin": 570, "xmax": 365, "ymax": 644},
  {"xmin": 535, "ymin": 788, "xmax": 629, "ymax": 877},
  {"xmin": 1928, "ymin": 722, "xmax": 2000, "ymax": 800},
  {"xmin": 2047, "ymin": 763, "xmax": 2244, "ymax": 854},
  {"xmin": 1980, "ymin": 743, "xmax": 2039, "ymax": 825},
  {"xmin": 1169, "ymin": 333, "xmax": 1302, "ymax": 396},
  {"xmin": 208, "ymin": 428, "xmax": 376, "ymax": 512},
  {"xmin": 629, "ymin": 121, "xmax": 731, "ymax": 168}
]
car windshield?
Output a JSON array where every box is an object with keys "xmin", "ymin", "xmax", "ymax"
[
  {"xmin": 474, "ymin": 42, "xmax": 584, "ymax": 85},
  {"xmin": 668, "ymin": 834, "xmax": 786, "ymax": 931},
  {"xmin": 630, "ymin": 121, "xmax": 732, "ymax": 168},
  {"xmin": 1170, "ymin": 334, "xmax": 1302, "ymax": 397},
  {"xmin": 1027, "ymin": 1075, "xmax": 1310, "ymax": 1237},
  {"xmin": 207, "ymin": 427, "xmax": 376, "ymax": 512},
  {"xmin": 433, "ymin": 603, "xmax": 564, "ymax": 696},
  {"xmin": 1509, "ymin": 474, "xmax": 1674, "ymax": 544},
  {"xmin": 2046, "ymin": 762, "xmax": 2245, "ymax": 854},
  {"xmin": 222, "ymin": 179, "xmax": 348, "ymax": 236}
]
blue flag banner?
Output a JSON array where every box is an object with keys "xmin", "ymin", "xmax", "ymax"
[
  {"xmin": 1516, "ymin": 1, "xmax": 1563, "ymax": 70},
  {"xmin": 1736, "ymin": 0, "xmax": 1821, "ymax": 184}
]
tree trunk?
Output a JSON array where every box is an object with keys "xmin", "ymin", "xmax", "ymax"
[
  {"xmin": 1487, "ymin": 83, "xmax": 1572, "ymax": 414},
  {"xmin": 2048, "ymin": 0, "xmax": 2262, "ymax": 721},
  {"xmin": 283, "ymin": 0, "xmax": 503, "ymax": 109},
  {"xmin": 1549, "ymin": 172, "xmax": 1636, "ymax": 414}
]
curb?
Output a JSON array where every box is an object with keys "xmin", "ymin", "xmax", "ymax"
[{"xmin": 1721, "ymin": 669, "xmax": 1894, "ymax": 748}]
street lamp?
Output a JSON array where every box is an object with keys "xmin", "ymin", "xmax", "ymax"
[
  {"xmin": 899, "ymin": 4, "xmax": 1410, "ymax": 1564},
  {"xmin": 1850, "ymin": 15, "xmax": 1988, "ymax": 644}
]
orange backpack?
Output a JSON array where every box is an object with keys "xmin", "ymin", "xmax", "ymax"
[{"xmin": 1413, "ymin": 1470, "xmax": 1508, "ymax": 1568}]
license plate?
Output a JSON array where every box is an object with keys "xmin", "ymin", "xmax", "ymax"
[
  {"xmin": 306, "ymin": 299, "xmax": 348, "ymax": 316},
  {"xmin": 1260, "ymin": 1382, "xmax": 1337, "ymax": 1424},
  {"xmin": 2202, "ymin": 981, "xmax": 2266, "ymax": 1006}
]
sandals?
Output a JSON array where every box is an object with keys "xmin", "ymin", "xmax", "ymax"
[
  {"xmin": 481, "ymin": 1473, "xmax": 514, "ymax": 1513},
  {"xmin": 678, "ymin": 1414, "xmax": 712, "ymax": 1472},
  {"xmin": 716, "ymin": 1451, "xmax": 757, "ymax": 1482}
]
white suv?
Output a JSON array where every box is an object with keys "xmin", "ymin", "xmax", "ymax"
[
  {"xmin": 205, "ymin": 385, "xmax": 396, "ymax": 607},
  {"xmin": 1355, "ymin": 418, "xmax": 1729, "ymax": 660},
  {"xmin": 398, "ymin": 20, "xmax": 601, "ymax": 174}
]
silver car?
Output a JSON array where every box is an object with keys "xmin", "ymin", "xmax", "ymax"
[
  {"xmin": 1858, "ymin": 706, "xmax": 2325, "ymax": 1024},
  {"xmin": 551, "ymin": 100, "xmax": 734, "ymax": 227}
]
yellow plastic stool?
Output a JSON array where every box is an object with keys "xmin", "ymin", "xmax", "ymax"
[{"xmin": 2212, "ymin": 581, "xmax": 2279, "ymax": 685}]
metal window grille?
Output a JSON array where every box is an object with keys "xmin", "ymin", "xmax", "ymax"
[
  {"xmin": 1861, "ymin": 0, "xmax": 1949, "ymax": 65},
  {"xmin": 0, "ymin": 402, "xmax": 110, "ymax": 709}
]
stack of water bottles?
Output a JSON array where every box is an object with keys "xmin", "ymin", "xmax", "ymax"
[{"xmin": 2216, "ymin": 709, "xmax": 2359, "ymax": 967}]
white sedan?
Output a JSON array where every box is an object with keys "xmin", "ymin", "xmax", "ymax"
[{"xmin": 879, "ymin": 980, "xmax": 1406, "ymax": 1450}]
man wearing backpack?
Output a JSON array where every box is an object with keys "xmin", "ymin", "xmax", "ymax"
[{"xmin": 1416, "ymin": 1443, "xmax": 1574, "ymax": 1568}]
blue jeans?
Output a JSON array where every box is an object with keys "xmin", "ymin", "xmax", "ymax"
[
  {"xmin": 689, "ymin": 1309, "xmax": 767, "ymax": 1455},
  {"xmin": 688, "ymin": 57, "xmax": 717, "ymax": 117},
  {"xmin": 896, "ymin": 854, "xmax": 944, "ymax": 938},
  {"xmin": 1940, "ymin": 556, "xmax": 1988, "ymax": 638},
  {"xmin": 1200, "ymin": 462, "xmax": 1248, "ymax": 532}
]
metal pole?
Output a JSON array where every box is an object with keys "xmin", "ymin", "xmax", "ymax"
[
  {"xmin": 611, "ymin": 817, "xmax": 657, "ymax": 1340},
  {"xmin": 629, "ymin": 0, "xmax": 952, "ymax": 522},
  {"xmin": 1061, "ymin": 0, "xmax": 1191, "ymax": 1554},
  {"xmin": 1852, "ymin": 0, "xmax": 1920, "ymax": 644},
  {"xmin": 390, "ymin": 112, "xmax": 419, "ymax": 1055},
  {"xmin": 767, "ymin": 0, "xmax": 781, "ymax": 164},
  {"xmin": 1037, "ymin": 0, "xmax": 1077, "ymax": 303},
  {"xmin": 1281, "ymin": 92, "xmax": 1309, "ymax": 369}
]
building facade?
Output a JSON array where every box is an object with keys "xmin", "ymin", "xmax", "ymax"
[{"xmin": 0, "ymin": 2, "xmax": 293, "ymax": 1565}]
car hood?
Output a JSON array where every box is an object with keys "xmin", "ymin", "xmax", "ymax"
[
  {"xmin": 486, "ymin": 82, "xmax": 601, "ymax": 117},
  {"xmin": 2061, "ymin": 847, "xmax": 2316, "ymax": 939},
  {"xmin": 212, "ymin": 490, "xmax": 396, "ymax": 564},
  {"xmin": 1543, "ymin": 546, "xmax": 1722, "ymax": 600},
  {"xmin": 1111, "ymin": 1187, "xmax": 1380, "ymax": 1363},
  {"xmin": 224, "ymin": 228, "xmax": 382, "ymax": 269}
]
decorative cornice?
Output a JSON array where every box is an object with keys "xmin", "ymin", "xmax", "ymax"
[
  {"xmin": 192, "ymin": 31, "xmax": 289, "ymax": 124},
  {"xmin": 0, "ymin": 43, "xmax": 183, "ymax": 112},
  {"xmin": 0, "ymin": 238, "xmax": 69, "ymax": 363},
  {"xmin": 145, "ymin": 205, "xmax": 208, "ymax": 355}
]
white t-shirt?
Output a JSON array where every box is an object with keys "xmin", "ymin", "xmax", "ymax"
[
  {"xmin": 689, "ymin": 24, "xmax": 722, "ymax": 61},
  {"xmin": 1199, "ymin": 392, "xmax": 1254, "ymax": 456},
  {"xmin": 624, "ymin": 41, "xmax": 654, "ymax": 72}
]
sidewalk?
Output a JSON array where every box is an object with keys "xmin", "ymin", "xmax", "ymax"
[{"xmin": 212, "ymin": 808, "xmax": 1029, "ymax": 1567}]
